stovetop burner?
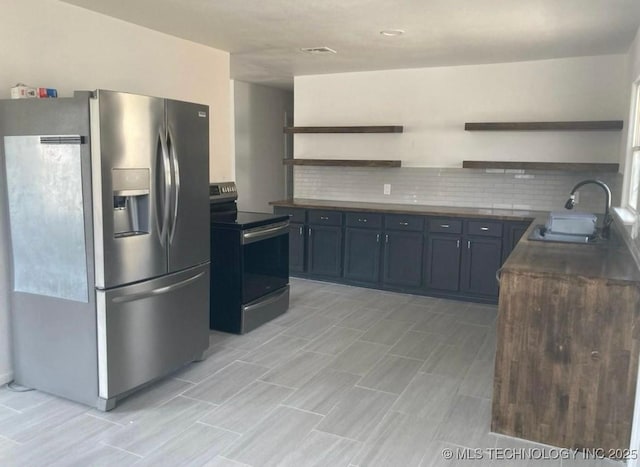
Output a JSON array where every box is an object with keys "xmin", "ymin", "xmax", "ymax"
[{"xmin": 209, "ymin": 182, "xmax": 289, "ymax": 230}]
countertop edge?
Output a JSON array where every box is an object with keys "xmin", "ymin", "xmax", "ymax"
[
  {"xmin": 500, "ymin": 215, "xmax": 640, "ymax": 284},
  {"xmin": 270, "ymin": 198, "xmax": 540, "ymax": 222}
]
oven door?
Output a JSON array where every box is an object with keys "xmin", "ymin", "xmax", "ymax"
[{"xmin": 241, "ymin": 220, "xmax": 289, "ymax": 304}]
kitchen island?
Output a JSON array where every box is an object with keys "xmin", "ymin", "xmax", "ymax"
[{"xmin": 492, "ymin": 216, "xmax": 640, "ymax": 454}]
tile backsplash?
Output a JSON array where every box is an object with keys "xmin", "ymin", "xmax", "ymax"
[{"xmin": 294, "ymin": 166, "xmax": 622, "ymax": 213}]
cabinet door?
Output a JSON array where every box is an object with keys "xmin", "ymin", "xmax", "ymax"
[
  {"xmin": 289, "ymin": 223, "xmax": 306, "ymax": 273},
  {"xmin": 461, "ymin": 237, "xmax": 502, "ymax": 296},
  {"xmin": 307, "ymin": 225, "xmax": 343, "ymax": 277},
  {"xmin": 344, "ymin": 228, "xmax": 381, "ymax": 284},
  {"xmin": 502, "ymin": 221, "xmax": 531, "ymax": 263},
  {"xmin": 382, "ymin": 231, "xmax": 423, "ymax": 288},
  {"xmin": 425, "ymin": 235, "xmax": 461, "ymax": 291}
]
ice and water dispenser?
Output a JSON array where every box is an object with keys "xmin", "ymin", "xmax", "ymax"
[{"xmin": 112, "ymin": 168, "xmax": 150, "ymax": 237}]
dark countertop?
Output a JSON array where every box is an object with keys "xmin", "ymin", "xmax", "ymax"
[
  {"xmin": 501, "ymin": 214, "xmax": 640, "ymax": 283},
  {"xmin": 270, "ymin": 198, "xmax": 640, "ymax": 284},
  {"xmin": 270, "ymin": 198, "xmax": 542, "ymax": 221}
]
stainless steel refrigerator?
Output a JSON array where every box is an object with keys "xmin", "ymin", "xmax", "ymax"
[{"xmin": 0, "ymin": 90, "xmax": 210, "ymax": 410}]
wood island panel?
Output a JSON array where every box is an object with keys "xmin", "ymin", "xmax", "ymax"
[{"xmin": 492, "ymin": 269, "xmax": 640, "ymax": 453}]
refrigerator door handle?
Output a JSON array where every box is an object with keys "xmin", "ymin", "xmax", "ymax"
[
  {"xmin": 111, "ymin": 271, "xmax": 206, "ymax": 304},
  {"xmin": 158, "ymin": 129, "xmax": 172, "ymax": 245},
  {"xmin": 167, "ymin": 127, "xmax": 181, "ymax": 244}
]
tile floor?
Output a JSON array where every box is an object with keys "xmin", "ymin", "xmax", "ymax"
[{"xmin": 0, "ymin": 278, "xmax": 620, "ymax": 466}]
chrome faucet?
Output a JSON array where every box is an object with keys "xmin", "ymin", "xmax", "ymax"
[{"xmin": 564, "ymin": 179, "xmax": 612, "ymax": 238}]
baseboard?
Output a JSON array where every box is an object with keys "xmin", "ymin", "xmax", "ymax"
[{"xmin": 0, "ymin": 371, "xmax": 13, "ymax": 386}]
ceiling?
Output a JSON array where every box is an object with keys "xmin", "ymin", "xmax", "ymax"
[{"xmin": 62, "ymin": 0, "xmax": 640, "ymax": 89}]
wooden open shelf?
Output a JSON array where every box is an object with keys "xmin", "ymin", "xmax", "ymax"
[
  {"xmin": 284, "ymin": 126, "xmax": 403, "ymax": 134},
  {"xmin": 462, "ymin": 161, "xmax": 619, "ymax": 172},
  {"xmin": 464, "ymin": 121, "xmax": 623, "ymax": 131},
  {"xmin": 283, "ymin": 159, "xmax": 401, "ymax": 168}
]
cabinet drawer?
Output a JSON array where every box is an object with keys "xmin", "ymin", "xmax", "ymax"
[
  {"xmin": 346, "ymin": 212, "xmax": 382, "ymax": 229},
  {"xmin": 429, "ymin": 218, "xmax": 462, "ymax": 234},
  {"xmin": 308, "ymin": 210, "xmax": 343, "ymax": 226},
  {"xmin": 466, "ymin": 220, "xmax": 503, "ymax": 237},
  {"xmin": 384, "ymin": 214, "xmax": 424, "ymax": 232},
  {"xmin": 274, "ymin": 207, "xmax": 306, "ymax": 223}
]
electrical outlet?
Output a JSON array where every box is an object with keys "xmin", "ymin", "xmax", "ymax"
[{"xmin": 383, "ymin": 184, "xmax": 391, "ymax": 195}]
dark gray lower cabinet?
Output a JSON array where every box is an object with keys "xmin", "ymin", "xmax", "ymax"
[
  {"xmin": 426, "ymin": 234, "xmax": 461, "ymax": 291},
  {"xmin": 427, "ymin": 234, "xmax": 502, "ymax": 298},
  {"xmin": 343, "ymin": 228, "xmax": 381, "ymax": 284},
  {"xmin": 382, "ymin": 231, "xmax": 423, "ymax": 288},
  {"xmin": 307, "ymin": 225, "xmax": 343, "ymax": 277},
  {"xmin": 274, "ymin": 206, "xmax": 521, "ymax": 302},
  {"xmin": 289, "ymin": 223, "xmax": 306, "ymax": 273},
  {"xmin": 461, "ymin": 237, "xmax": 502, "ymax": 296},
  {"xmin": 502, "ymin": 221, "xmax": 531, "ymax": 262}
]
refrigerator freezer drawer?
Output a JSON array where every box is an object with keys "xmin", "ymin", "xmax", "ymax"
[{"xmin": 96, "ymin": 263, "xmax": 210, "ymax": 405}]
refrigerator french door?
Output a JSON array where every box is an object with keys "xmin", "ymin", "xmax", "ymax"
[
  {"xmin": 91, "ymin": 90, "xmax": 210, "ymax": 409},
  {"xmin": 91, "ymin": 91, "xmax": 210, "ymax": 287},
  {"xmin": 0, "ymin": 90, "xmax": 210, "ymax": 411},
  {"xmin": 166, "ymin": 98, "xmax": 210, "ymax": 272}
]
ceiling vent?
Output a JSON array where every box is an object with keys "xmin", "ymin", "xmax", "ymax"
[{"xmin": 300, "ymin": 47, "xmax": 337, "ymax": 55}]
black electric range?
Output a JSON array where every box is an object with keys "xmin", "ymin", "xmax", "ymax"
[{"xmin": 209, "ymin": 182, "xmax": 290, "ymax": 334}]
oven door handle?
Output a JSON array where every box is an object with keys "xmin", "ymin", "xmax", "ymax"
[
  {"xmin": 241, "ymin": 221, "xmax": 290, "ymax": 245},
  {"xmin": 242, "ymin": 286, "xmax": 289, "ymax": 314}
]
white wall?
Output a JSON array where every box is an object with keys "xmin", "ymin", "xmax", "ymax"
[
  {"xmin": 0, "ymin": 0, "xmax": 232, "ymax": 181},
  {"xmin": 0, "ymin": 0, "xmax": 232, "ymax": 385},
  {"xmin": 630, "ymin": 29, "xmax": 640, "ymax": 90},
  {"xmin": 294, "ymin": 55, "xmax": 627, "ymax": 168},
  {"xmin": 234, "ymin": 81, "xmax": 293, "ymax": 212}
]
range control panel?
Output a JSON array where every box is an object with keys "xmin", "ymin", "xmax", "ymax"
[{"xmin": 209, "ymin": 181, "xmax": 237, "ymax": 204}]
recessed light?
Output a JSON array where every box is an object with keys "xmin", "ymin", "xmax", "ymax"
[
  {"xmin": 300, "ymin": 47, "xmax": 337, "ymax": 55},
  {"xmin": 380, "ymin": 29, "xmax": 405, "ymax": 37}
]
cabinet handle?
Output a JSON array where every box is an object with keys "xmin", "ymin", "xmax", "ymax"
[
  {"xmin": 480, "ymin": 227, "xmax": 489, "ymax": 231},
  {"xmin": 385, "ymin": 234, "xmax": 389, "ymax": 243},
  {"xmin": 496, "ymin": 267, "xmax": 502, "ymax": 286},
  {"xmin": 399, "ymin": 222, "xmax": 409, "ymax": 226},
  {"xmin": 308, "ymin": 227, "xmax": 312, "ymax": 237},
  {"xmin": 376, "ymin": 234, "xmax": 380, "ymax": 243},
  {"xmin": 358, "ymin": 218, "xmax": 367, "ymax": 223},
  {"xmin": 320, "ymin": 216, "xmax": 329, "ymax": 220},
  {"xmin": 440, "ymin": 224, "xmax": 450, "ymax": 228},
  {"xmin": 467, "ymin": 240, "xmax": 471, "ymax": 249},
  {"xmin": 299, "ymin": 226, "xmax": 303, "ymax": 236},
  {"xmin": 456, "ymin": 239, "xmax": 460, "ymax": 248}
]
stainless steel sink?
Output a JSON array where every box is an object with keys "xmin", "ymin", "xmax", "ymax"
[{"xmin": 527, "ymin": 225, "xmax": 606, "ymax": 245}]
